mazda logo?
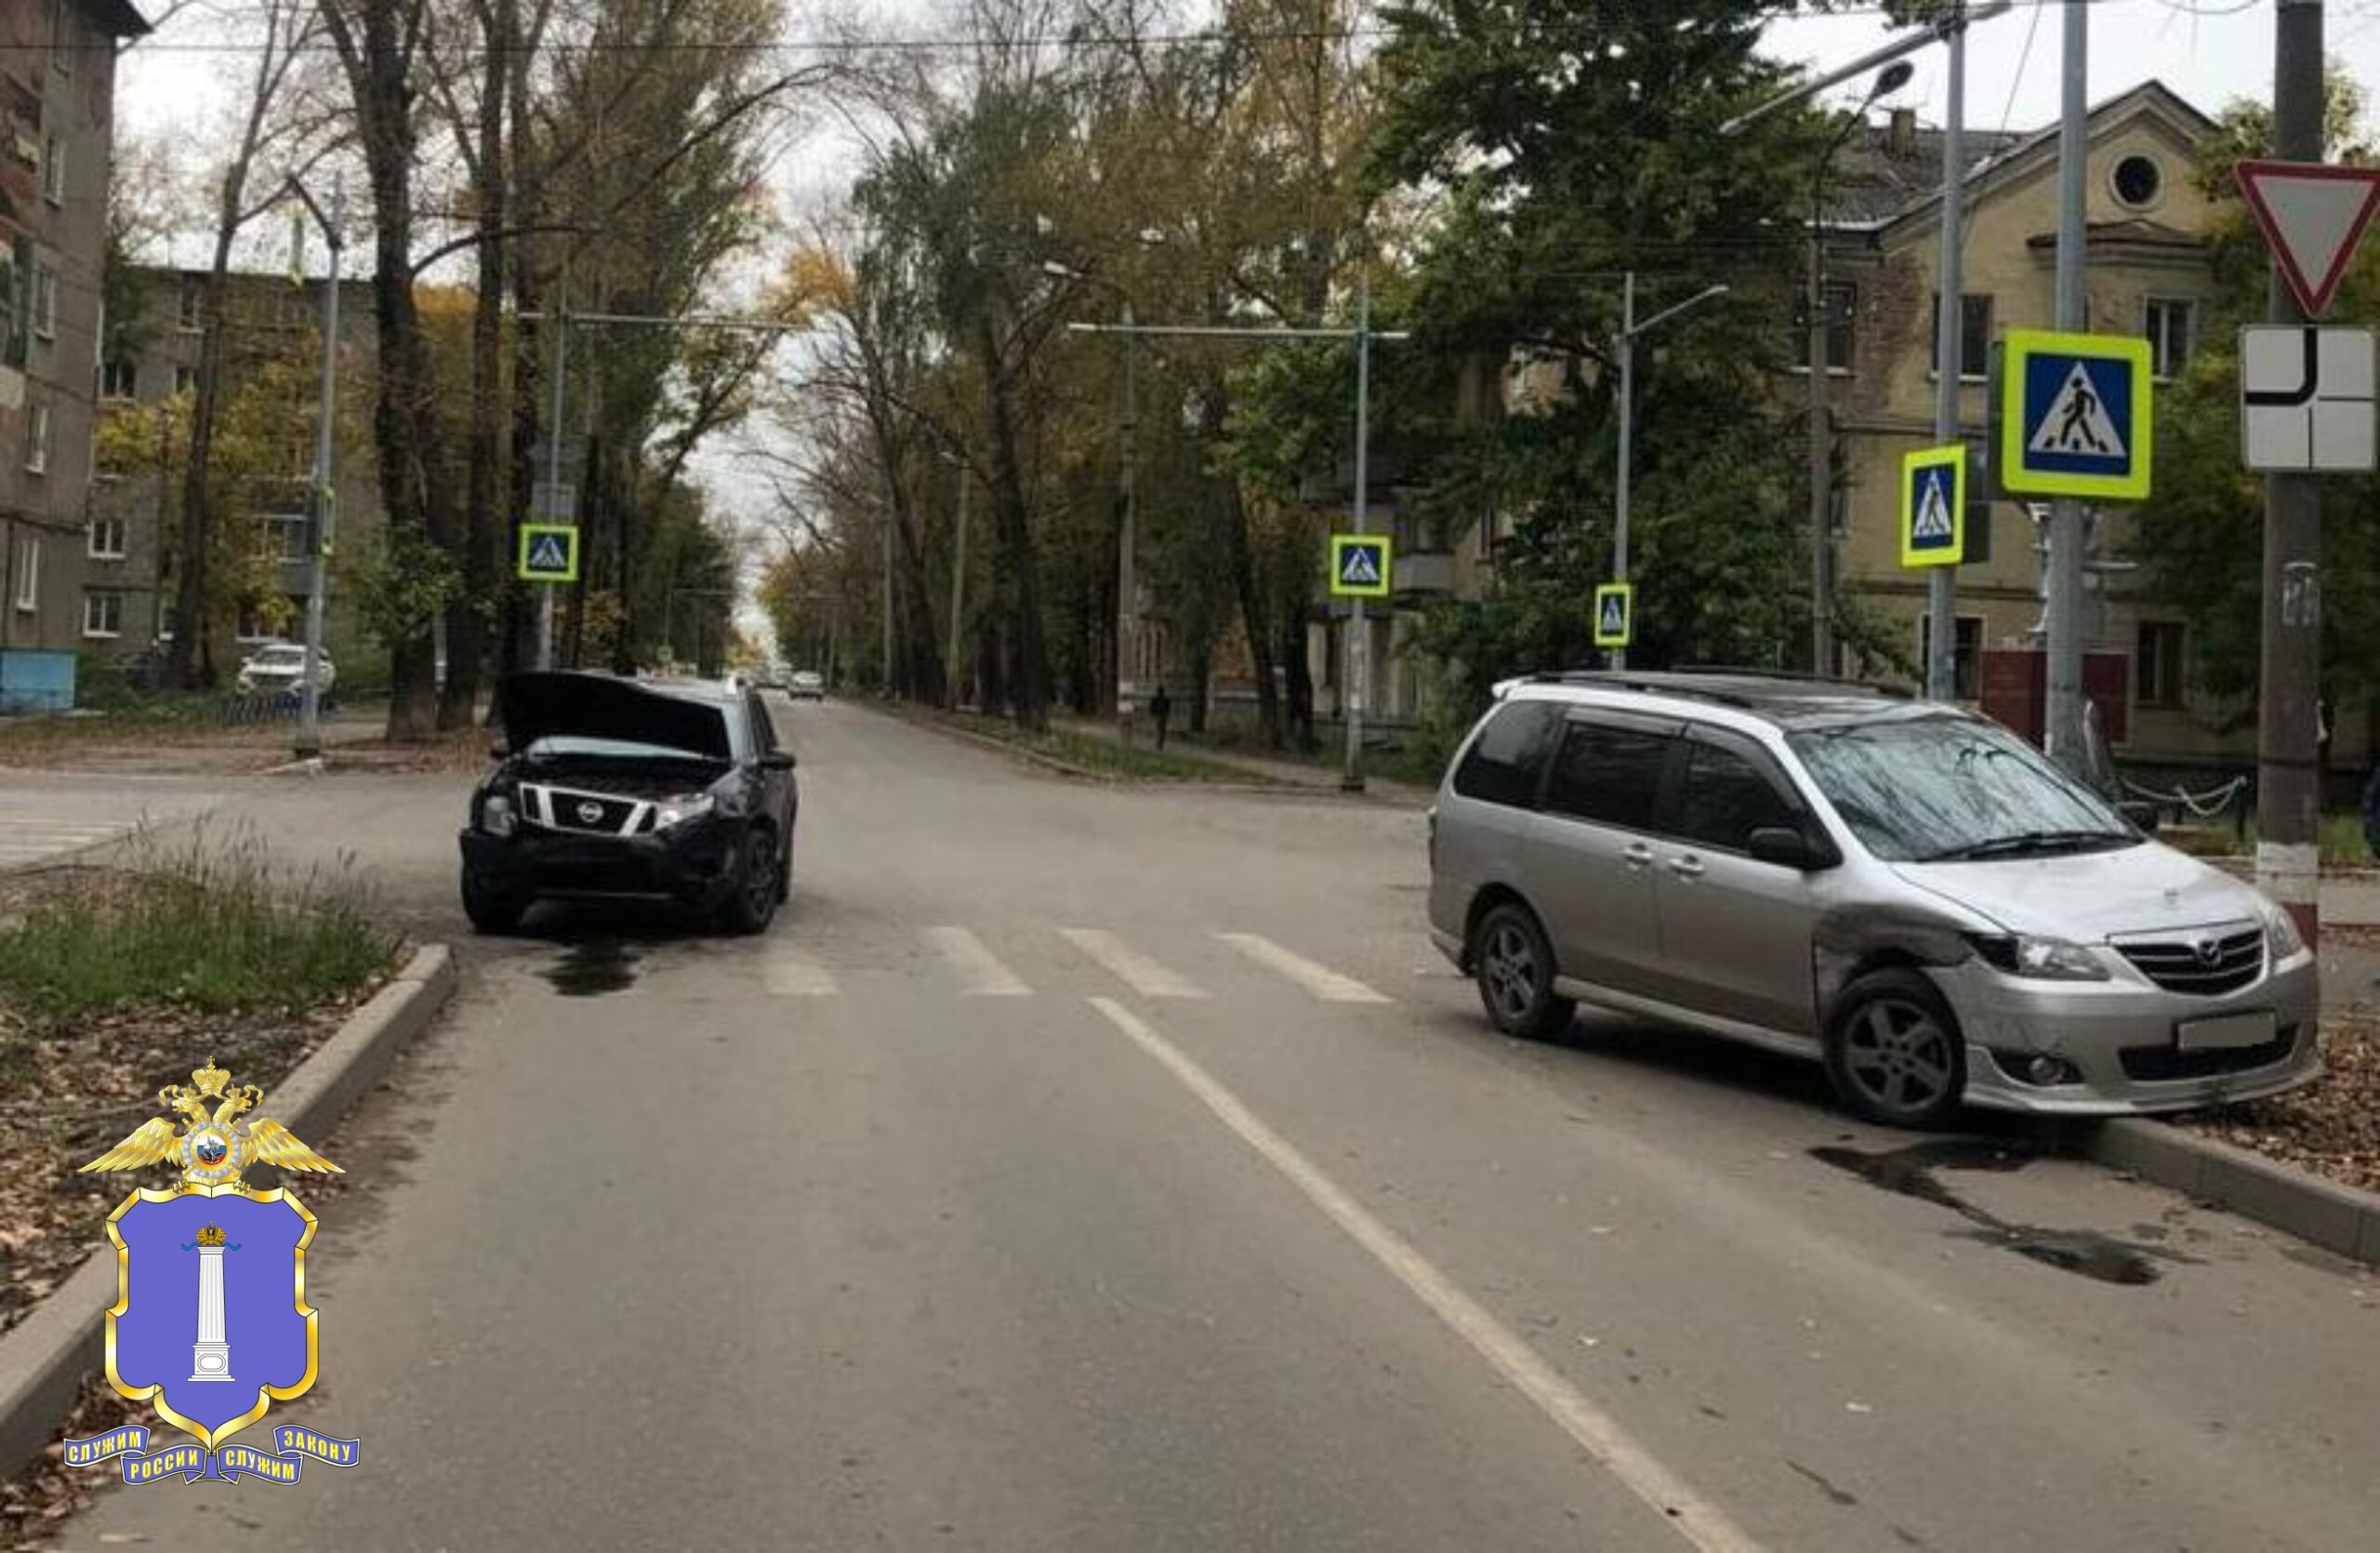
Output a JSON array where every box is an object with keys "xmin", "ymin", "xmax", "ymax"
[
  {"xmin": 576, "ymin": 801, "xmax": 605, "ymax": 824},
  {"xmin": 2194, "ymin": 937, "xmax": 2221, "ymax": 968}
]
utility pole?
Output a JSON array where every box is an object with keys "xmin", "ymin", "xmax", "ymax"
[
  {"xmin": 945, "ymin": 453, "xmax": 968, "ymax": 709},
  {"xmin": 2259, "ymin": 0, "xmax": 2328, "ymax": 939},
  {"xmin": 2041, "ymin": 0, "xmax": 2090, "ymax": 766},
  {"xmin": 1613, "ymin": 271, "xmax": 1635, "ymax": 671},
  {"xmin": 1118, "ymin": 299, "xmax": 1140, "ymax": 740},
  {"xmin": 1342, "ymin": 270, "xmax": 1373, "ymax": 791},
  {"xmin": 537, "ymin": 262, "xmax": 569, "ymax": 672},
  {"xmin": 1923, "ymin": 5, "xmax": 1970, "ymax": 701},
  {"xmin": 291, "ymin": 175, "xmax": 343, "ymax": 761},
  {"xmin": 1807, "ymin": 205, "xmax": 1833, "ymax": 674}
]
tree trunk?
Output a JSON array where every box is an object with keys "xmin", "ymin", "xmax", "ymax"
[
  {"xmin": 977, "ymin": 318, "xmax": 1048, "ymax": 730},
  {"xmin": 443, "ymin": 0, "xmax": 510, "ymax": 730},
  {"xmin": 1187, "ymin": 646, "xmax": 1210, "ymax": 735},
  {"xmin": 1281, "ymin": 596, "xmax": 1316, "ymax": 752},
  {"xmin": 165, "ymin": 177, "xmax": 253, "ymax": 690}
]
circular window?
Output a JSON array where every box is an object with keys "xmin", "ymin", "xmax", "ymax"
[{"xmin": 2112, "ymin": 154, "xmax": 2162, "ymax": 210}]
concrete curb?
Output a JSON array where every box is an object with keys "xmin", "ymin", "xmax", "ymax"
[
  {"xmin": 0, "ymin": 943, "xmax": 456, "ymax": 1481},
  {"xmin": 2085, "ymin": 1119, "xmax": 2380, "ymax": 1268},
  {"xmin": 885, "ymin": 706, "xmax": 1301, "ymax": 795}
]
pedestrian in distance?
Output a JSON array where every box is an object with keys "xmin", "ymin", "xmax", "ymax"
[{"xmin": 1150, "ymin": 684, "xmax": 1172, "ymax": 750}]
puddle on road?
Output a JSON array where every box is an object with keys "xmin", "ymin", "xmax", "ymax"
[
  {"xmin": 541, "ymin": 938, "xmax": 641, "ymax": 996},
  {"xmin": 1812, "ymin": 1138, "xmax": 2189, "ymax": 1286}
]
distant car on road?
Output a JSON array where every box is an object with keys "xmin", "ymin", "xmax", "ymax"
[
  {"xmin": 1427, "ymin": 670, "xmax": 2319, "ymax": 1128},
  {"xmin": 458, "ymin": 671, "xmax": 799, "ymax": 936},
  {"xmin": 787, "ymin": 670, "xmax": 826, "ymax": 701},
  {"xmin": 235, "ymin": 642, "xmax": 334, "ymax": 697}
]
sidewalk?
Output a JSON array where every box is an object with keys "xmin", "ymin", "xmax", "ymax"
[{"xmin": 1052, "ymin": 718, "xmax": 1435, "ymax": 803}]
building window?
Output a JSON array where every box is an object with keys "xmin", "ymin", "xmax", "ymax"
[
  {"xmin": 33, "ymin": 265, "xmax": 56, "ymax": 341},
  {"xmin": 83, "ymin": 591, "xmax": 122, "ymax": 639},
  {"xmin": 13, "ymin": 536, "xmax": 38, "ymax": 612},
  {"xmin": 2146, "ymin": 298, "xmax": 2195, "ymax": 380},
  {"xmin": 2137, "ymin": 621, "xmax": 2186, "ymax": 708},
  {"xmin": 40, "ymin": 135, "xmax": 63, "ymax": 205},
  {"xmin": 1929, "ymin": 294, "xmax": 1992, "ymax": 382},
  {"xmin": 26, "ymin": 403, "xmax": 50, "ymax": 474},
  {"xmin": 2112, "ymin": 153, "xmax": 2162, "ymax": 211},
  {"xmin": 1917, "ymin": 613, "xmax": 1985, "ymax": 701},
  {"xmin": 173, "ymin": 365, "xmax": 197, "ymax": 396},
  {"xmin": 261, "ymin": 514, "xmax": 311, "ymax": 562},
  {"xmin": 178, "ymin": 273, "xmax": 203, "ymax": 331},
  {"xmin": 87, "ymin": 515, "xmax": 126, "ymax": 559},
  {"xmin": 99, "ymin": 356, "xmax": 135, "ymax": 399}
]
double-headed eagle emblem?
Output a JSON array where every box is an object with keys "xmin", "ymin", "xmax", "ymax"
[{"xmin": 81, "ymin": 1060, "xmax": 339, "ymax": 1189}]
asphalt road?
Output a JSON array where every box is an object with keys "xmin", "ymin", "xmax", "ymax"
[{"xmin": 32, "ymin": 699, "xmax": 2380, "ymax": 1551}]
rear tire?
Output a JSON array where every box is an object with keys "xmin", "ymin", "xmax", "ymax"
[
  {"xmin": 719, "ymin": 829, "xmax": 780, "ymax": 935},
  {"xmin": 1471, "ymin": 901, "xmax": 1575, "ymax": 1042},
  {"xmin": 461, "ymin": 871, "xmax": 529, "ymax": 936},
  {"xmin": 1824, "ymin": 968, "xmax": 1968, "ymax": 1129}
]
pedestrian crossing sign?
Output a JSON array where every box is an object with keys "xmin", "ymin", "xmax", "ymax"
[
  {"xmin": 1997, "ymin": 328, "xmax": 2153, "ymax": 500},
  {"xmin": 1899, "ymin": 444, "xmax": 1966, "ymax": 568},
  {"xmin": 517, "ymin": 523, "xmax": 580, "ymax": 583},
  {"xmin": 1329, "ymin": 534, "xmax": 1392, "ymax": 598},
  {"xmin": 1593, "ymin": 583, "xmax": 1633, "ymax": 648}
]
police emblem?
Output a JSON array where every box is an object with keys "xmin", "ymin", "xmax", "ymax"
[{"xmin": 60, "ymin": 1061, "xmax": 362, "ymax": 1484}]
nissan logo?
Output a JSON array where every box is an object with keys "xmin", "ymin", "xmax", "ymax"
[
  {"xmin": 2194, "ymin": 937, "xmax": 2222, "ymax": 968},
  {"xmin": 576, "ymin": 801, "xmax": 605, "ymax": 824}
]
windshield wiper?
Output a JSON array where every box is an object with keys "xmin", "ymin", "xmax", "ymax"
[{"xmin": 1923, "ymin": 829, "xmax": 2136, "ymax": 862}]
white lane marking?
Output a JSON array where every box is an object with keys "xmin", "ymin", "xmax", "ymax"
[
  {"xmin": 1058, "ymin": 928, "xmax": 1206, "ymax": 999},
  {"xmin": 760, "ymin": 947, "xmax": 839, "ymax": 997},
  {"xmin": 927, "ymin": 926, "xmax": 1030, "ymax": 997},
  {"xmin": 1216, "ymin": 932, "xmax": 1392, "ymax": 1003},
  {"xmin": 1087, "ymin": 996, "xmax": 1763, "ymax": 1553}
]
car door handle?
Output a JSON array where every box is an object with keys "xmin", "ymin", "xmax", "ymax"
[
  {"xmin": 1667, "ymin": 854, "xmax": 1705, "ymax": 880},
  {"xmin": 1622, "ymin": 842, "xmax": 1654, "ymax": 870}
]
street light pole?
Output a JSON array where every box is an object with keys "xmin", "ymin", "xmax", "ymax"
[
  {"xmin": 291, "ymin": 175, "xmax": 344, "ymax": 761},
  {"xmin": 945, "ymin": 452, "xmax": 969, "ymax": 709},
  {"xmin": 1611, "ymin": 273, "xmax": 1730, "ymax": 672},
  {"xmin": 537, "ymin": 261, "xmax": 569, "ymax": 671},
  {"xmin": 1118, "ymin": 299, "xmax": 1139, "ymax": 741},
  {"xmin": 1924, "ymin": 6, "xmax": 1971, "ymax": 703},
  {"xmin": 1342, "ymin": 270, "xmax": 1373, "ymax": 791}
]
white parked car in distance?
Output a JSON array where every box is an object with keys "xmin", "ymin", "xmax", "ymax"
[{"xmin": 236, "ymin": 642, "xmax": 335, "ymax": 697}]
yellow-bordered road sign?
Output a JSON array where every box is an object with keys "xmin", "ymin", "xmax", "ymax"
[
  {"xmin": 1329, "ymin": 534, "xmax": 1392, "ymax": 598},
  {"xmin": 1900, "ymin": 444, "xmax": 1966, "ymax": 568},
  {"xmin": 1593, "ymin": 583, "xmax": 1633, "ymax": 648},
  {"xmin": 518, "ymin": 524, "xmax": 580, "ymax": 583},
  {"xmin": 1997, "ymin": 328, "xmax": 2152, "ymax": 500}
]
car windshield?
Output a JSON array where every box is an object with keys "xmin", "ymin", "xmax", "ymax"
[
  {"xmin": 253, "ymin": 647, "xmax": 305, "ymax": 665},
  {"xmin": 1786, "ymin": 715, "xmax": 2137, "ymax": 863}
]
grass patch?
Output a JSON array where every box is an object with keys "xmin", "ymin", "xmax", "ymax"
[
  {"xmin": 928, "ymin": 710, "xmax": 1278, "ymax": 783},
  {"xmin": 0, "ymin": 824, "xmax": 400, "ymax": 1041},
  {"xmin": 2169, "ymin": 812, "xmax": 2372, "ymax": 869}
]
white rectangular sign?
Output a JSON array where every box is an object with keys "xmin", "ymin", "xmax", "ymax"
[{"xmin": 2241, "ymin": 324, "xmax": 2377, "ymax": 472}]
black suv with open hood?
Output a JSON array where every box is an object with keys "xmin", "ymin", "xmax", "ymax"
[{"xmin": 458, "ymin": 671, "xmax": 798, "ymax": 934}]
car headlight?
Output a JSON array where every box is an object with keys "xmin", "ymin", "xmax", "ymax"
[
  {"xmin": 653, "ymin": 792, "xmax": 716, "ymax": 830},
  {"xmin": 480, "ymin": 793, "xmax": 517, "ymax": 837},
  {"xmin": 2267, "ymin": 904, "xmax": 2307, "ymax": 960},
  {"xmin": 1968, "ymin": 933, "xmax": 2111, "ymax": 981}
]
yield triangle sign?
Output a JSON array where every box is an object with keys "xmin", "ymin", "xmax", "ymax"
[
  {"xmin": 2235, "ymin": 159, "xmax": 2380, "ymax": 317},
  {"xmin": 2028, "ymin": 362, "xmax": 2126, "ymax": 459}
]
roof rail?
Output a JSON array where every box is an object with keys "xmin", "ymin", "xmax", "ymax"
[
  {"xmin": 1668, "ymin": 665, "xmax": 1915, "ymax": 699},
  {"xmin": 1525, "ymin": 667, "xmax": 1916, "ymax": 707}
]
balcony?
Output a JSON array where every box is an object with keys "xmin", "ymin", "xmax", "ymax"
[{"xmin": 1395, "ymin": 551, "xmax": 1455, "ymax": 596}]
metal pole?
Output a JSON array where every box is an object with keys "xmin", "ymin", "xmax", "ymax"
[
  {"xmin": 881, "ymin": 502, "xmax": 895, "ymax": 697},
  {"xmin": 946, "ymin": 458, "xmax": 968, "ymax": 708},
  {"xmin": 1924, "ymin": 9, "xmax": 1967, "ymax": 701},
  {"xmin": 1342, "ymin": 269, "xmax": 1372, "ymax": 792},
  {"xmin": 1612, "ymin": 271, "xmax": 1634, "ymax": 671},
  {"xmin": 2259, "ymin": 0, "xmax": 2328, "ymax": 941},
  {"xmin": 1117, "ymin": 299, "xmax": 1138, "ymax": 739},
  {"xmin": 2042, "ymin": 0, "xmax": 2089, "ymax": 766},
  {"xmin": 537, "ymin": 262, "xmax": 568, "ymax": 671},
  {"xmin": 295, "ymin": 177, "xmax": 343, "ymax": 760},
  {"xmin": 1807, "ymin": 190, "xmax": 1832, "ymax": 674}
]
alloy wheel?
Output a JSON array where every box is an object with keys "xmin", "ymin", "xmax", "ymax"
[{"xmin": 1842, "ymin": 999, "xmax": 1956, "ymax": 1115}]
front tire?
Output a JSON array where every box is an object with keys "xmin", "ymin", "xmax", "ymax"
[
  {"xmin": 1824, "ymin": 969, "xmax": 1968, "ymax": 1129},
  {"xmin": 718, "ymin": 829, "xmax": 781, "ymax": 935},
  {"xmin": 1471, "ymin": 901, "xmax": 1575, "ymax": 1042},
  {"xmin": 461, "ymin": 871, "xmax": 529, "ymax": 935}
]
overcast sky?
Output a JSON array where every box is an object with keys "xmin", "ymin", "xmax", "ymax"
[{"xmin": 110, "ymin": 0, "xmax": 2380, "ymax": 651}]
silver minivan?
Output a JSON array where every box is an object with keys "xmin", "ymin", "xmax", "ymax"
[{"xmin": 1426, "ymin": 671, "xmax": 2320, "ymax": 1127}]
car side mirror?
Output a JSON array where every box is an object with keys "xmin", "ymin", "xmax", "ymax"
[
  {"xmin": 760, "ymin": 750, "xmax": 796, "ymax": 772},
  {"xmin": 1747, "ymin": 827, "xmax": 1816, "ymax": 869},
  {"xmin": 487, "ymin": 739, "xmax": 509, "ymax": 761}
]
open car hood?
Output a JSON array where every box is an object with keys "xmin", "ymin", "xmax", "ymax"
[{"xmin": 495, "ymin": 672, "xmax": 732, "ymax": 762}]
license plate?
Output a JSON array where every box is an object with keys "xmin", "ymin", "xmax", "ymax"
[{"xmin": 2175, "ymin": 1011, "xmax": 2278, "ymax": 1051}]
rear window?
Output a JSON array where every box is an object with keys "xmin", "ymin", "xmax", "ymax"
[{"xmin": 1451, "ymin": 699, "xmax": 1561, "ymax": 807}]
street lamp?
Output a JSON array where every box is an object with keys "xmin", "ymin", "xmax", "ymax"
[
  {"xmin": 1805, "ymin": 60, "xmax": 1912, "ymax": 677},
  {"xmin": 284, "ymin": 174, "xmax": 345, "ymax": 762},
  {"xmin": 1046, "ymin": 259, "xmax": 1141, "ymax": 740},
  {"xmin": 1610, "ymin": 275, "xmax": 1729, "ymax": 671}
]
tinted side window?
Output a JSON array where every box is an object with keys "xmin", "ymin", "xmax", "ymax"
[
  {"xmin": 746, "ymin": 692, "xmax": 779, "ymax": 753},
  {"xmin": 1544, "ymin": 721, "xmax": 1673, "ymax": 830},
  {"xmin": 1672, "ymin": 738, "xmax": 1801, "ymax": 853},
  {"xmin": 1451, "ymin": 699, "xmax": 1560, "ymax": 807}
]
